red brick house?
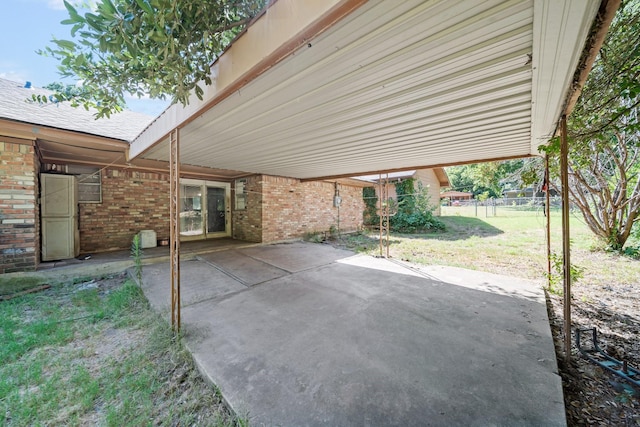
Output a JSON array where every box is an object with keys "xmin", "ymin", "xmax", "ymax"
[
  {"xmin": 0, "ymin": 78, "xmax": 366, "ymax": 273},
  {"xmin": 1, "ymin": 0, "xmax": 607, "ymax": 274}
]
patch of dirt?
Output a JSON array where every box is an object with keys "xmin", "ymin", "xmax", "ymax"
[
  {"xmin": 548, "ymin": 281, "xmax": 640, "ymax": 426},
  {"xmin": 62, "ymin": 274, "xmax": 233, "ymax": 425}
]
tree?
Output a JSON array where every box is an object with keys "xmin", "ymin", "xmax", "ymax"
[
  {"xmin": 40, "ymin": 0, "xmax": 265, "ymax": 117},
  {"xmin": 32, "ymin": 82, "xmax": 126, "ymax": 110},
  {"xmin": 541, "ymin": 0, "xmax": 640, "ymax": 250},
  {"xmin": 446, "ymin": 159, "xmax": 525, "ymax": 197}
]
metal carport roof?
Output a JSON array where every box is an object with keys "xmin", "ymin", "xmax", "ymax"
[{"xmin": 128, "ymin": 0, "xmax": 604, "ymax": 180}]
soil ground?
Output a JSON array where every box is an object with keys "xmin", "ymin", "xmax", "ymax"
[{"xmin": 547, "ymin": 282, "xmax": 640, "ymax": 426}]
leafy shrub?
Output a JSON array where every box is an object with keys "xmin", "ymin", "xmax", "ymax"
[
  {"xmin": 363, "ymin": 187, "xmax": 379, "ymax": 226},
  {"xmin": 390, "ymin": 179, "xmax": 445, "ymax": 233},
  {"xmin": 621, "ymin": 245, "xmax": 640, "ymax": 259}
]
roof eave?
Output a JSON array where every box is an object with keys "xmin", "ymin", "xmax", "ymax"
[{"xmin": 129, "ymin": 0, "xmax": 366, "ymax": 160}]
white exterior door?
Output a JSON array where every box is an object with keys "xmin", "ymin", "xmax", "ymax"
[{"xmin": 41, "ymin": 174, "xmax": 79, "ymax": 261}]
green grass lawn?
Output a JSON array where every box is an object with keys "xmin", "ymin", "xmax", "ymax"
[
  {"xmin": 341, "ymin": 205, "xmax": 640, "ymax": 290},
  {"xmin": 0, "ymin": 275, "xmax": 243, "ymax": 427}
]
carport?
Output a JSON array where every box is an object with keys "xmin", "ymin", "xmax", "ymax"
[{"xmin": 127, "ymin": 0, "xmax": 618, "ymax": 399}]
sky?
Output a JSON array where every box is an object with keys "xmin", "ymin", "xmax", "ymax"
[{"xmin": 0, "ymin": 0, "xmax": 169, "ymax": 116}]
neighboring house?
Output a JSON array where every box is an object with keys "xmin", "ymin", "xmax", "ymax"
[
  {"xmin": 354, "ymin": 169, "xmax": 450, "ymax": 216},
  {"xmin": 440, "ymin": 191, "xmax": 474, "ymax": 205},
  {"xmin": 0, "ymin": 78, "xmax": 366, "ymax": 273},
  {"xmin": 503, "ymin": 187, "xmax": 559, "ymax": 198}
]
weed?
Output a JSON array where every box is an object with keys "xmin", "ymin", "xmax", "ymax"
[
  {"xmin": 547, "ymin": 251, "xmax": 584, "ymax": 294},
  {"xmin": 621, "ymin": 245, "xmax": 640, "ymax": 259},
  {"xmin": 131, "ymin": 233, "xmax": 144, "ymax": 285},
  {"xmin": 0, "ymin": 277, "xmax": 241, "ymax": 426},
  {"xmin": 303, "ymin": 231, "xmax": 325, "ymax": 243},
  {"xmin": 0, "ymin": 276, "xmax": 47, "ymax": 296}
]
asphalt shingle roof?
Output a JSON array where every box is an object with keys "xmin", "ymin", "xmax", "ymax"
[{"xmin": 0, "ymin": 78, "xmax": 154, "ymax": 142}]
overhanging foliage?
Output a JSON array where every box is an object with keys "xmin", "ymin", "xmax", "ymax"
[
  {"xmin": 39, "ymin": 0, "xmax": 265, "ymax": 117},
  {"xmin": 541, "ymin": 0, "xmax": 640, "ymax": 249}
]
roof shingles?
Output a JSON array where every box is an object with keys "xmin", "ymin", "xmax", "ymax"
[{"xmin": 0, "ymin": 78, "xmax": 153, "ymax": 142}]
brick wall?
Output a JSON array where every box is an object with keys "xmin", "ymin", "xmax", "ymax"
[
  {"xmin": 0, "ymin": 140, "xmax": 38, "ymax": 273},
  {"xmin": 232, "ymin": 175, "xmax": 262, "ymax": 242},
  {"xmin": 1, "ymin": 158, "xmax": 367, "ymax": 272},
  {"xmin": 79, "ymin": 167, "xmax": 170, "ymax": 253},
  {"xmin": 261, "ymin": 175, "xmax": 364, "ymax": 242}
]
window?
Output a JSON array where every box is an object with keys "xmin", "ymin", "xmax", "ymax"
[
  {"xmin": 235, "ymin": 178, "xmax": 247, "ymax": 210},
  {"xmin": 68, "ymin": 165, "xmax": 102, "ymax": 203}
]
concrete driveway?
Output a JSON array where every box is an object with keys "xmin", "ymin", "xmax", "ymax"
[{"xmin": 139, "ymin": 242, "xmax": 565, "ymax": 426}]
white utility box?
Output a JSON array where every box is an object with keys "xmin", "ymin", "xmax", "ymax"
[{"xmin": 139, "ymin": 230, "xmax": 157, "ymax": 248}]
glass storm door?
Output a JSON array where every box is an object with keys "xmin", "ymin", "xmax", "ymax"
[
  {"xmin": 179, "ymin": 179, "xmax": 230, "ymax": 239},
  {"xmin": 180, "ymin": 184, "xmax": 203, "ymax": 236},
  {"xmin": 207, "ymin": 187, "xmax": 226, "ymax": 233}
]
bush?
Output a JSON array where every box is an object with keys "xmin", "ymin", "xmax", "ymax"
[
  {"xmin": 390, "ymin": 210, "xmax": 445, "ymax": 232},
  {"xmin": 363, "ymin": 187, "xmax": 379, "ymax": 226},
  {"xmin": 390, "ymin": 179, "xmax": 445, "ymax": 233}
]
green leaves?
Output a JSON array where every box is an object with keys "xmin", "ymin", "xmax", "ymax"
[
  {"xmin": 135, "ymin": 0, "xmax": 154, "ymax": 15},
  {"xmin": 43, "ymin": 0, "xmax": 266, "ymax": 118},
  {"xmin": 52, "ymin": 39, "xmax": 77, "ymax": 51},
  {"xmin": 540, "ymin": 0, "xmax": 640, "ymax": 250},
  {"xmin": 63, "ymin": 0, "xmax": 83, "ymax": 23}
]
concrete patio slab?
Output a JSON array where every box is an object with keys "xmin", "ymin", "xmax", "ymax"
[
  {"xmin": 140, "ymin": 242, "xmax": 565, "ymax": 426},
  {"xmin": 198, "ymin": 250, "xmax": 289, "ymax": 286},
  {"xmin": 239, "ymin": 242, "xmax": 354, "ymax": 273},
  {"xmin": 141, "ymin": 259, "xmax": 246, "ymax": 309}
]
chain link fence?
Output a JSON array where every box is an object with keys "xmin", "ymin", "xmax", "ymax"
[{"xmin": 441, "ymin": 196, "xmax": 563, "ymax": 217}]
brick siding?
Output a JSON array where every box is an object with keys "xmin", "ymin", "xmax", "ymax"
[
  {"xmin": 79, "ymin": 168, "xmax": 170, "ymax": 253},
  {"xmin": 0, "ymin": 140, "xmax": 38, "ymax": 273},
  {"xmin": 1, "ymin": 158, "xmax": 367, "ymax": 273},
  {"xmin": 260, "ymin": 175, "xmax": 364, "ymax": 242},
  {"xmin": 232, "ymin": 175, "xmax": 262, "ymax": 242}
]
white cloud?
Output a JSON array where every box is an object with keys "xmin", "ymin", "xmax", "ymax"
[
  {"xmin": 0, "ymin": 71, "xmax": 28, "ymax": 84},
  {"xmin": 46, "ymin": 0, "xmax": 66, "ymax": 10},
  {"xmin": 0, "ymin": 61, "xmax": 28, "ymax": 84}
]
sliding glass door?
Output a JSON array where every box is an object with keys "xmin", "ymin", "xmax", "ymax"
[
  {"xmin": 180, "ymin": 179, "xmax": 230, "ymax": 239},
  {"xmin": 180, "ymin": 184, "xmax": 203, "ymax": 236}
]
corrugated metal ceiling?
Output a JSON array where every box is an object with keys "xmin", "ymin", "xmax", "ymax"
[{"xmin": 131, "ymin": 0, "xmax": 600, "ymax": 180}]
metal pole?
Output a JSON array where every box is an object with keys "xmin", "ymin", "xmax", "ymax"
[
  {"xmin": 385, "ymin": 175, "xmax": 389, "ymax": 258},
  {"xmin": 169, "ymin": 128, "xmax": 181, "ymax": 332},
  {"xmin": 378, "ymin": 175, "xmax": 383, "ymax": 257},
  {"xmin": 378, "ymin": 174, "xmax": 390, "ymax": 258},
  {"xmin": 545, "ymin": 154, "xmax": 552, "ymax": 289},
  {"xmin": 560, "ymin": 115, "xmax": 571, "ymax": 361}
]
